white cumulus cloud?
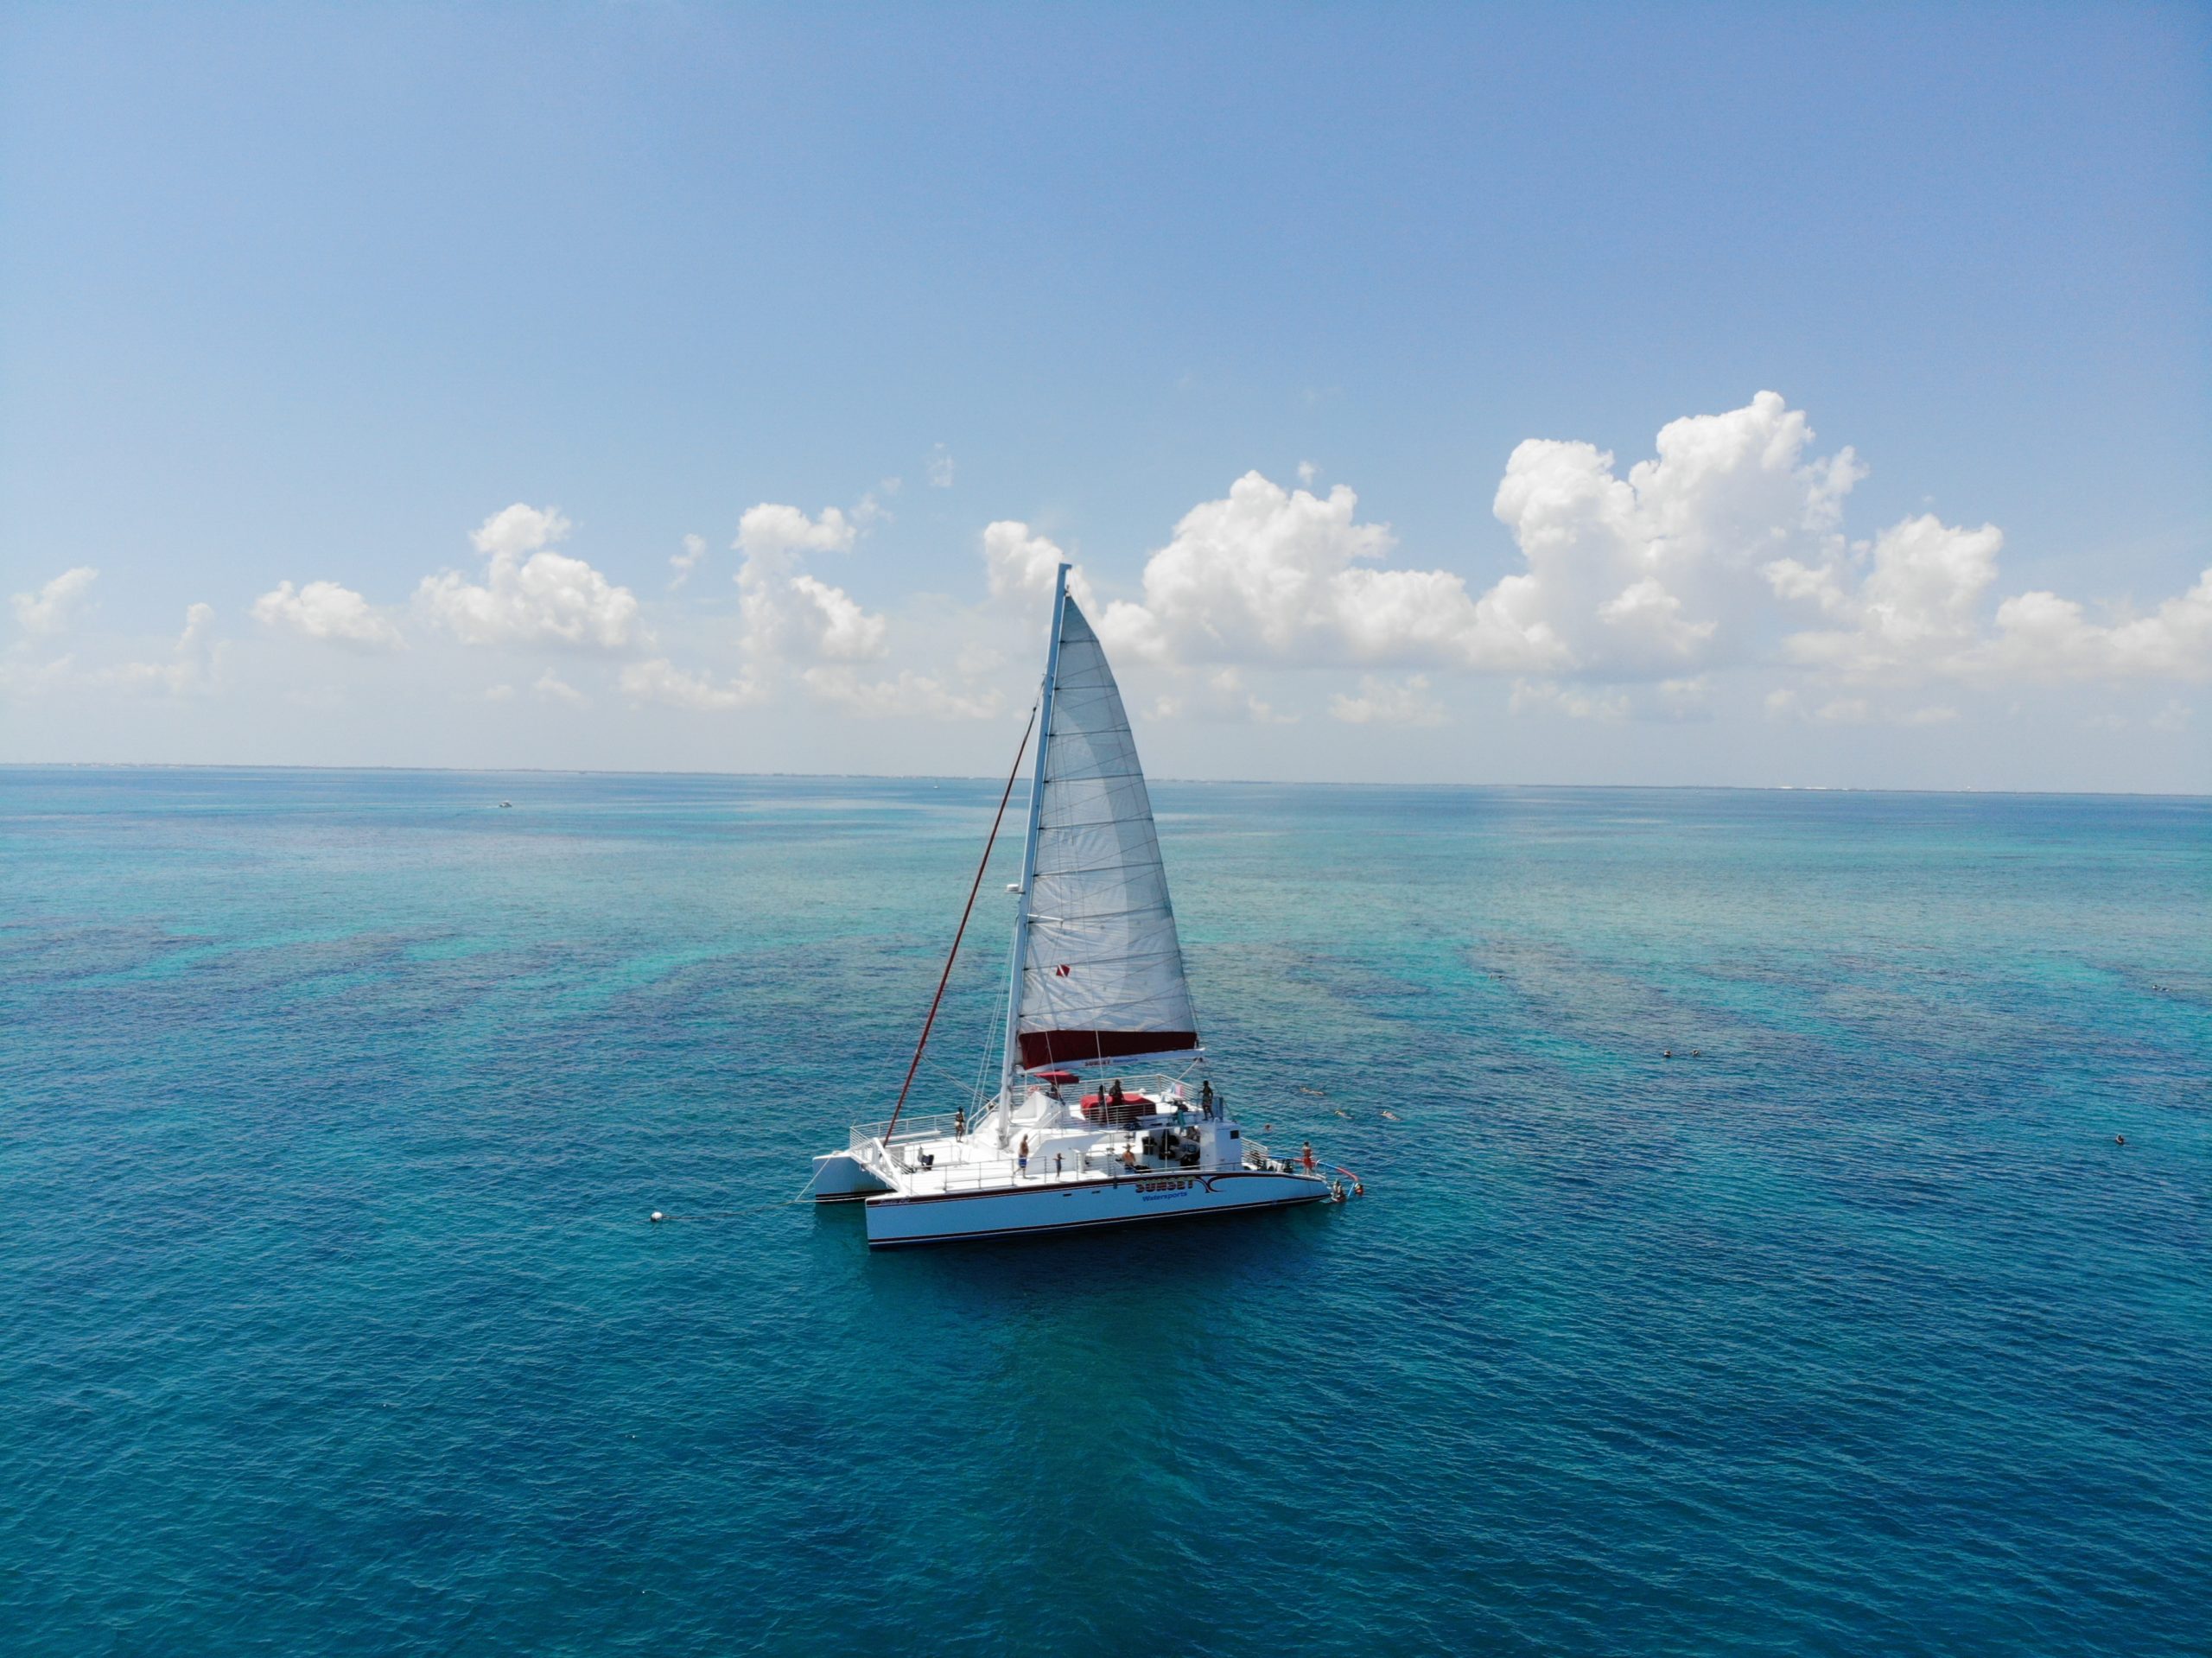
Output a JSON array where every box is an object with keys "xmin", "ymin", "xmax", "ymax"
[
  {"xmin": 1098, "ymin": 472, "xmax": 1561, "ymax": 670},
  {"xmin": 251, "ymin": 580, "xmax": 404, "ymax": 651},
  {"xmin": 1772, "ymin": 515, "xmax": 2004, "ymax": 678},
  {"xmin": 1978, "ymin": 568, "xmax": 2212, "ymax": 683},
  {"xmin": 982, "ymin": 521, "xmax": 1097, "ymax": 615},
  {"xmin": 417, "ymin": 504, "xmax": 645, "ymax": 651},
  {"xmin": 1083, "ymin": 392, "xmax": 2206, "ymax": 718},
  {"xmin": 533, "ymin": 669, "xmax": 587, "ymax": 706},
  {"xmin": 733, "ymin": 502, "xmax": 889, "ymax": 670},
  {"xmin": 13, "ymin": 567, "xmax": 99, "ymax": 636},
  {"xmin": 1490, "ymin": 390, "xmax": 1865, "ymax": 679}
]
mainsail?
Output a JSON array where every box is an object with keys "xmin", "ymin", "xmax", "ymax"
[{"xmin": 1012, "ymin": 591, "xmax": 1198, "ymax": 1069}]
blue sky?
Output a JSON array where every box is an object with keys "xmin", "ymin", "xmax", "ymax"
[{"xmin": 3, "ymin": 3, "xmax": 2206, "ymax": 790}]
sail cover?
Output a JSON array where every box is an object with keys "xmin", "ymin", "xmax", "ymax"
[{"xmin": 1015, "ymin": 598, "xmax": 1198, "ymax": 1069}]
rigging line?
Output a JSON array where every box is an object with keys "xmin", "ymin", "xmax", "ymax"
[{"xmin": 880, "ymin": 698, "xmax": 1039, "ymax": 1147}]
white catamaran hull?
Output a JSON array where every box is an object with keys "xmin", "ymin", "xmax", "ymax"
[
  {"xmin": 810, "ymin": 1150, "xmax": 891, "ymax": 1203},
  {"xmin": 862, "ymin": 1166, "xmax": 1329, "ymax": 1248}
]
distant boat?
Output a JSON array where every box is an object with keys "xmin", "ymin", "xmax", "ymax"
[
  {"xmin": 811, "ymin": 563, "xmax": 1338, "ymax": 1246},
  {"xmin": 499, "ymin": 800, "xmax": 513, "ymax": 809}
]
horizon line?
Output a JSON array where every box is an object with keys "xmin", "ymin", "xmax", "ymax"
[{"xmin": 1, "ymin": 759, "xmax": 2204, "ymax": 804}]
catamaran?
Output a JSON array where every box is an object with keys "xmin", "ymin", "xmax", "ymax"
[{"xmin": 811, "ymin": 563, "xmax": 1345, "ymax": 1247}]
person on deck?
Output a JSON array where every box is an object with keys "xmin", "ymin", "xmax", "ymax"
[
  {"xmin": 1109, "ymin": 1079, "xmax": 1125, "ymax": 1116},
  {"xmin": 1199, "ymin": 1079, "xmax": 1215, "ymax": 1115},
  {"xmin": 1018, "ymin": 1134, "xmax": 1029, "ymax": 1178},
  {"xmin": 953, "ymin": 1107, "xmax": 966, "ymax": 1140},
  {"xmin": 1301, "ymin": 1141, "xmax": 1316, "ymax": 1172}
]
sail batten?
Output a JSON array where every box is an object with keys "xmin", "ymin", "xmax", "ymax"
[{"xmin": 1014, "ymin": 594, "xmax": 1198, "ymax": 1070}]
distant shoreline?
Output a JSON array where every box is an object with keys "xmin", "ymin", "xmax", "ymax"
[{"xmin": 1, "ymin": 759, "xmax": 2203, "ymax": 804}]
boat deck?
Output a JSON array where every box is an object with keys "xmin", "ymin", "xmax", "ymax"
[{"xmin": 871, "ymin": 1122, "xmax": 1218, "ymax": 1197}]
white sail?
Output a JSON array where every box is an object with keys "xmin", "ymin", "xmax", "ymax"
[{"xmin": 1014, "ymin": 595, "xmax": 1198, "ymax": 1069}]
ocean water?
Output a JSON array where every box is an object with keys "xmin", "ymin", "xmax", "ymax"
[{"xmin": 3, "ymin": 766, "xmax": 2208, "ymax": 1657}]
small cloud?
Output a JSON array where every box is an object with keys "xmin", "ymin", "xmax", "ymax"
[
  {"xmin": 734, "ymin": 502, "xmax": 860, "ymax": 561},
  {"xmin": 802, "ymin": 665, "xmax": 1000, "ymax": 720},
  {"xmin": 13, "ymin": 567, "xmax": 99, "ymax": 637},
  {"xmin": 1510, "ymin": 679, "xmax": 1627, "ymax": 721},
  {"xmin": 620, "ymin": 657, "xmax": 759, "ymax": 711},
  {"xmin": 1154, "ymin": 668, "xmax": 1287, "ymax": 725},
  {"xmin": 1771, "ymin": 688, "xmax": 1960, "ymax": 727},
  {"xmin": 473, "ymin": 503, "xmax": 571, "ymax": 560},
  {"xmin": 99, "ymin": 603, "xmax": 223, "ymax": 696},
  {"xmin": 725, "ymin": 500, "xmax": 893, "ymax": 701},
  {"xmin": 485, "ymin": 683, "xmax": 515, "ymax": 702},
  {"xmin": 955, "ymin": 643, "xmax": 1007, "ymax": 679},
  {"xmin": 251, "ymin": 580, "xmax": 404, "ymax": 651},
  {"xmin": 1652, "ymin": 676, "xmax": 1712, "ymax": 721},
  {"xmin": 533, "ymin": 669, "xmax": 587, "ymax": 706},
  {"xmin": 420, "ymin": 504, "xmax": 645, "ymax": 651},
  {"xmin": 926, "ymin": 446, "xmax": 956, "ymax": 489},
  {"xmin": 1329, "ymin": 673, "xmax": 1444, "ymax": 727},
  {"xmin": 1297, "ymin": 461, "xmax": 1318, "ymax": 486},
  {"xmin": 0, "ymin": 654, "xmax": 78, "ymax": 697},
  {"xmin": 670, "ymin": 533, "xmax": 709, "ymax": 589},
  {"xmin": 982, "ymin": 522, "xmax": 1096, "ymax": 616}
]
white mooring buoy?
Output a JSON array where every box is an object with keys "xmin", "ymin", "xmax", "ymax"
[{"xmin": 651, "ymin": 1210, "xmax": 664, "ymax": 1223}]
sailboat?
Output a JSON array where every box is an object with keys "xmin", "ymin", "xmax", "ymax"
[{"xmin": 810, "ymin": 563, "xmax": 1340, "ymax": 1247}]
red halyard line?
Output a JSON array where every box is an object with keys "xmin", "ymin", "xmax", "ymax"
[{"xmin": 880, "ymin": 702, "xmax": 1039, "ymax": 1147}]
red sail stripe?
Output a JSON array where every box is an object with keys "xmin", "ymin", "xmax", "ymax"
[{"xmin": 1017, "ymin": 1029, "xmax": 1200, "ymax": 1068}]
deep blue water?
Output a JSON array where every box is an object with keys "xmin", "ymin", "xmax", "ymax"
[{"xmin": 3, "ymin": 766, "xmax": 2208, "ymax": 1656}]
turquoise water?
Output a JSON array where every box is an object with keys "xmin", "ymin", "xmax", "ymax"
[{"xmin": 3, "ymin": 767, "xmax": 2208, "ymax": 1656}]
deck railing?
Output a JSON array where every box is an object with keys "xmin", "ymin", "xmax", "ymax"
[
  {"xmin": 849, "ymin": 1110, "xmax": 966, "ymax": 1154},
  {"xmin": 870, "ymin": 1140, "xmax": 1302, "ymax": 1192}
]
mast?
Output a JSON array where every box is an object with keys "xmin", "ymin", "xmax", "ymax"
[{"xmin": 999, "ymin": 562, "xmax": 1069, "ymax": 1146}]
